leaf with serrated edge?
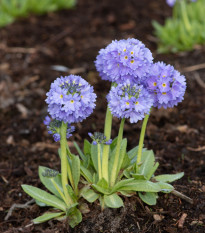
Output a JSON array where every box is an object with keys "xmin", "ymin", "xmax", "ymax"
[
  {"xmin": 154, "ymin": 172, "xmax": 184, "ymax": 183},
  {"xmin": 104, "ymin": 193, "xmax": 124, "ymax": 208},
  {"xmin": 22, "ymin": 185, "xmax": 67, "ymax": 211},
  {"xmin": 33, "ymin": 212, "xmax": 64, "ymax": 224}
]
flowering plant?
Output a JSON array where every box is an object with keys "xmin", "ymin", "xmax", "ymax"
[
  {"xmin": 22, "ymin": 38, "xmax": 186, "ymax": 227},
  {"xmin": 153, "ymin": 0, "xmax": 205, "ymax": 53}
]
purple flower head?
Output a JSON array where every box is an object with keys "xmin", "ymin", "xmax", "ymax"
[
  {"xmin": 144, "ymin": 62, "xmax": 186, "ymax": 109},
  {"xmin": 88, "ymin": 132, "xmax": 112, "ymax": 145},
  {"xmin": 107, "ymin": 81, "xmax": 153, "ymax": 123},
  {"xmin": 46, "ymin": 75, "xmax": 97, "ymax": 123},
  {"xmin": 95, "ymin": 38, "xmax": 153, "ymax": 84}
]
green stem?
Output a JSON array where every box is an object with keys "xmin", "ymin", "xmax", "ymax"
[
  {"xmin": 102, "ymin": 107, "xmax": 112, "ymax": 183},
  {"xmin": 180, "ymin": 0, "xmax": 191, "ymax": 33},
  {"xmin": 50, "ymin": 178, "xmax": 69, "ymax": 206},
  {"xmin": 97, "ymin": 143, "xmax": 102, "ymax": 180},
  {"xmin": 110, "ymin": 118, "xmax": 125, "ymax": 187},
  {"xmin": 60, "ymin": 122, "xmax": 73, "ymax": 205},
  {"xmin": 136, "ymin": 114, "xmax": 150, "ymax": 168}
]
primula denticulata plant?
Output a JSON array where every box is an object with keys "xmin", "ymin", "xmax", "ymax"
[
  {"xmin": 22, "ymin": 38, "xmax": 186, "ymax": 228},
  {"xmin": 153, "ymin": 0, "xmax": 205, "ymax": 53}
]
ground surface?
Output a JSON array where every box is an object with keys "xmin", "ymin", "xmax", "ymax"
[{"xmin": 0, "ymin": 0, "xmax": 205, "ymax": 232}]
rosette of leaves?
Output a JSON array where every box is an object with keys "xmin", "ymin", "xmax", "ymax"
[
  {"xmin": 74, "ymin": 138, "xmax": 184, "ymax": 208},
  {"xmin": 22, "ymin": 162, "xmax": 83, "ymax": 228}
]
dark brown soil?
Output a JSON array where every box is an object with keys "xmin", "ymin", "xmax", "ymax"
[{"xmin": 0, "ymin": 0, "xmax": 205, "ymax": 232}]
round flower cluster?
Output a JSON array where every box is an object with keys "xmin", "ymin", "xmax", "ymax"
[
  {"xmin": 95, "ymin": 38, "xmax": 153, "ymax": 84},
  {"xmin": 46, "ymin": 75, "xmax": 97, "ymax": 123},
  {"xmin": 44, "ymin": 115, "xmax": 75, "ymax": 142},
  {"xmin": 144, "ymin": 62, "xmax": 186, "ymax": 109},
  {"xmin": 88, "ymin": 132, "xmax": 112, "ymax": 145},
  {"xmin": 107, "ymin": 82, "xmax": 153, "ymax": 123}
]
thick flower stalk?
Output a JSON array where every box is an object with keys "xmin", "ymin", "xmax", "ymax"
[
  {"xmin": 46, "ymin": 75, "xmax": 97, "ymax": 123},
  {"xmin": 45, "ymin": 75, "xmax": 97, "ymax": 206},
  {"xmin": 107, "ymin": 82, "xmax": 153, "ymax": 123},
  {"xmin": 95, "ymin": 38, "xmax": 153, "ymax": 84},
  {"xmin": 145, "ymin": 62, "xmax": 186, "ymax": 109}
]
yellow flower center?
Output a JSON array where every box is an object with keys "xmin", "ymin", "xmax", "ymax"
[
  {"xmin": 162, "ymin": 92, "xmax": 166, "ymax": 95},
  {"xmin": 123, "ymin": 49, "xmax": 126, "ymax": 52},
  {"xmin": 135, "ymin": 101, "xmax": 139, "ymax": 105},
  {"xmin": 130, "ymin": 51, "xmax": 134, "ymax": 55},
  {"xmin": 124, "ymin": 56, "xmax": 128, "ymax": 60},
  {"xmin": 81, "ymin": 95, "xmax": 83, "ymax": 99},
  {"xmin": 60, "ymin": 94, "xmax": 63, "ymax": 99},
  {"xmin": 153, "ymin": 82, "xmax": 157, "ymax": 86},
  {"xmin": 126, "ymin": 102, "xmax": 130, "ymax": 105},
  {"xmin": 118, "ymin": 53, "xmax": 120, "ymax": 55},
  {"xmin": 162, "ymin": 75, "xmax": 166, "ymax": 78},
  {"xmin": 70, "ymin": 100, "xmax": 74, "ymax": 103},
  {"xmin": 130, "ymin": 60, "xmax": 134, "ymax": 64},
  {"xmin": 162, "ymin": 83, "xmax": 166, "ymax": 87}
]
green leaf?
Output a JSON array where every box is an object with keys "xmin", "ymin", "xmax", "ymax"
[
  {"xmin": 80, "ymin": 165, "xmax": 93, "ymax": 183},
  {"xmin": 22, "ymin": 185, "xmax": 67, "ymax": 211},
  {"xmin": 73, "ymin": 141, "xmax": 86, "ymax": 161},
  {"xmin": 92, "ymin": 183, "xmax": 111, "ymax": 195},
  {"xmin": 97, "ymin": 178, "xmax": 109, "ymax": 189},
  {"xmin": 33, "ymin": 212, "xmax": 64, "ymax": 224},
  {"xmin": 127, "ymin": 145, "xmax": 139, "ymax": 162},
  {"xmin": 104, "ymin": 193, "xmax": 124, "ymax": 208},
  {"xmin": 91, "ymin": 144, "xmax": 98, "ymax": 172},
  {"xmin": 138, "ymin": 192, "xmax": 157, "ymax": 205},
  {"xmin": 39, "ymin": 166, "xmax": 63, "ymax": 199},
  {"xmin": 71, "ymin": 156, "xmax": 80, "ymax": 190},
  {"xmin": 157, "ymin": 182, "xmax": 174, "ymax": 193},
  {"xmin": 118, "ymin": 180, "xmax": 161, "ymax": 193},
  {"xmin": 35, "ymin": 200, "xmax": 48, "ymax": 207},
  {"xmin": 117, "ymin": 138, "xmax": 127, "ymax": 173},
  {"xmin": 111, "ymin": 178, "xmax": 134, "ymax": 193},
  {"xmin": 154, "ymin": 172, "xmax": 184, "ymax": 183},
  {"xmin": 83, "ymin": 139, "xmax": 91, "ymax": 155},
  {"xmin": 110, "ymin": 137, "xmax": 118, "ymax": 151},
  {"xmin": 66, "ymin": 184, "xmax": 77, "ymax": 202},
  {"xmin": 121, "ymin": 152, "xmax": 131, "ymax": 169},
  {"xmin": 146, "ymin": 162, "xmax": 159, "ymax": 180},
  {"xmin": 131, "ymin": 173, "xmax": 147, "ymax": 180},
  {"xmin": 139, "ymin": 150, "xmax": 155, "ymax": 178},
  {"xmin": 92, "ymin": 178, "xmax": 111, "ymax": 194},
  {"xmin": 119, "ymin": 190, "xmax": 135, "ymax": 197},
  {"xmin": 81, "ymin": 188, "xmax": 100, "ymax": 203},
  {"xmin": 68, "ymin": 208, "xmax": 82, "ymax": 228}
]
